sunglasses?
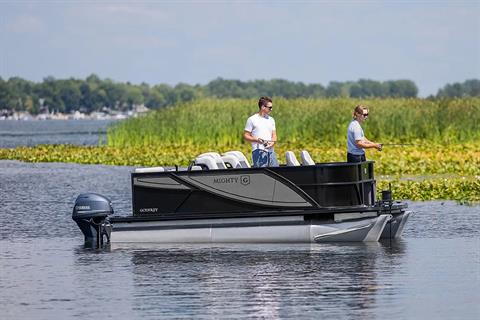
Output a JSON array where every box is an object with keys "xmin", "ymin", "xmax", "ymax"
[
  {"xmin": 362, "ymin": 113, "xmax": 369, "ymax": 117},
  {"xmin": 264, "ymin": 106, "xmax": 273, "ymax": 110}
]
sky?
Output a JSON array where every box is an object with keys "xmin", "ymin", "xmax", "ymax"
[{"xmin": 0, "ymin": 1, "xmax": 479, "ymax": 97}]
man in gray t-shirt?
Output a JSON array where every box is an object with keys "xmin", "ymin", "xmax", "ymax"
[{"xmin": 347, "ymin": 105, "xmax": 382, "ymax": 163}]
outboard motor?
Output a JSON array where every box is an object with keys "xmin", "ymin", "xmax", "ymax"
[{"xmin": 72, "ymin": 193, "xmax": 113, "ymax": 247}]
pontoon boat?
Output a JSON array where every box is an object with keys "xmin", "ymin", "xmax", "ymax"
[{"xmin": 72, "ymin": 151, "xmax": 411, "ymax": 246}]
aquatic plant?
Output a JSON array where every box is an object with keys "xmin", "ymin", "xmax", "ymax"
[
  {"xmin": 1, "ymin": 144, "xmax": 478, "ymax": 202},
  {"xmin": 0, "ymin": 144, "xmax": 478, "ymax": 176},
  {"xmin": 377, "ymin": 177, "xmax": 480, "ymax": 202}
]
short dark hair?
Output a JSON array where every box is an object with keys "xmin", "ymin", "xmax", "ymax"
[{"xmin": 258, "ymin": 96, "xmax": 272, "ymax": 109}]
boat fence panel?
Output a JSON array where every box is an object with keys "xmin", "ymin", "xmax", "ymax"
[{"xmin": 177, "ymin": 171, "xmax": 313, "ymax": 208}]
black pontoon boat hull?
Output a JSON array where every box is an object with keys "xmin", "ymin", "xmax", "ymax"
[{"xmin": 73, "ymin": 160, "xmax": 411, "ymax": 245}]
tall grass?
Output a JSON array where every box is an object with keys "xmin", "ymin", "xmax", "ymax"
[{"xmin": 107, "ymin": 98, "xmax": 480, "ymax": 148}]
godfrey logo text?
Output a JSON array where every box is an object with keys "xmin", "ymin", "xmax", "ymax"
[
  {"xmin": 213, "ymin": 175, "xmax": 250, "ymax": 185},
  {"xmin": 139, "ymin": 208, "xmax": 158, "ymax": 213}
]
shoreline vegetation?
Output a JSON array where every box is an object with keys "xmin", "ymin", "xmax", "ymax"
[
  {"xmin": 1, "ymin": 98, "xmax": 479, "ymax": 202},
  {"xmin": 1, "ymin": 75, "xmax": 478, "ymax": 117},
  {"xmin": 1, "ymin": 144, "xmax": 478, "ymax": 203}
]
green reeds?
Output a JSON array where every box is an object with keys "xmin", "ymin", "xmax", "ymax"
[{"xmin": 107, "ymin": 98, "xmax": 480, "ymax": 148}]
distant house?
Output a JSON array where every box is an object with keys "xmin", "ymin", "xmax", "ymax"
[
  {"xmin": 72, "ymin": 111, "xmax": 86, "ymax": 120},
  {"xmin": 134, "ymin": 104, "xmax": 150, "ymax": 114}
]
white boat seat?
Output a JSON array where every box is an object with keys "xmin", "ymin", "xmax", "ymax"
[
  {"xmin": 300, "ymin": 150, "xmax": 315, "ymax": 166},
  {"xmin": 285, "ymin": 151, "xmax": 300, "ymax": 166},
  {"xmin": 134, "ymin": 167, "xmax": 165, "ymax": 173},
  {"xmin": 191, "ymin": 165, "xmax": 203, "ymax": 171},
  {"xmin": 221, "ymin": 155, "xmax": 242, "ymax": 168},
  {"xmin": 194, "ymin": 155, "xmax": 219, "ymax": 170},
  {"xmin": 196, "ymin": 152, "xmax": 227, "ymax": 169},
  {"xmin": 223, "ymin": 151, "xmax": 251, "ymax": 168}
]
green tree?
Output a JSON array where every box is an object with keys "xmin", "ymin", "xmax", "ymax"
[
  {"xmin": 437, "ymin": 79, "xmax": 480, "ymax": 97},
  {"xmin": 326, "ymin": 82, "xmax": 343, "ymax": 97},
  {"xmin": 175, "ymin": 83, "xmax": 198, "ymax": 102},
  {"xmin": 0, "ymin": 78, "xmax": 15, "ymax": 110},
  {"xmin": 58, "ymin": 79, "xmax": 82, "ymax": 113}
]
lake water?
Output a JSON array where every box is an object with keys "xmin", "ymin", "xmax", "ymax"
[
  {"xmin": 0, "ymin": 160, "xmax": 479, "ymax": 319},
  {"xmin": 0, "ymin": 120, "xmax": 115, "ymax": 148}
]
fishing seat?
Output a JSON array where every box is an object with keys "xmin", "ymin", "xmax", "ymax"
[
  {"xmin": 222, "ymin": 151, "xmax": 251, "ymax": 168},
  {"xmin": 300, "ymin": 150, "xmax": 315, "ymax": 166},
  {"xmin": 196, "ymin": 152, "xmax": 227, "ymax": 169},
  {"xmin": 285, "ymin": 151, "xmax": 300, "ymax": 166},
  {"xmin": 221, "ymin": 155, "xmax": 242, "ymax": 168},
  {"xmin": 194, "ymin": 155, "xmax": 219, "ymax": 170}
]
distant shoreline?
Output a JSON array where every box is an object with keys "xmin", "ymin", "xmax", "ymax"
[
  {"xmin": 0, "ymin": 111, "xmax": 140, "ymax": 121},
  {"xmin": 0, "ymin": 117, "xmax": 119, "ymax": 121},
  {"xmin": 1, "ymin": 104, "xmax": 150, "ymax": 121}
]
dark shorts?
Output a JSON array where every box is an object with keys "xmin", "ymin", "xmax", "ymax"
[{"xmin": 347, "ymin": 153, "xmax": 366, "ymax": 163}]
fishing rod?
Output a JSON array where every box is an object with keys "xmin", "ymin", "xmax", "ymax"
[
  {"xmin": 381, "ymin": 143, "xmax": 420, "ymax": 147},
  {"xmin": 257, "ymin": 140, "xmax": 420, "ymax": 148}
]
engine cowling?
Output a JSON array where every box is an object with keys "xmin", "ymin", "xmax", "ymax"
[{"xmin": 72, "ymin": 193, "xmax": 113, "ymax": 247}]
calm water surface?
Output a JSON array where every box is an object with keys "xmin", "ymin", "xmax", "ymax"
[
  {"xmin": 0, "ymin": 160, "xmax": 479, "ymax": 319},
  {"xmin": 0, "ymin": 120, "xmax": 115, "ymax": 148}
]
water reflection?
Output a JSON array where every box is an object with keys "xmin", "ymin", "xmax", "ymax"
[{"xmin": 99, "ymin": 242, "xmax": 407, "ymax": 319}]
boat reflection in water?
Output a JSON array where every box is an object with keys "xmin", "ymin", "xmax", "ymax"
[
  {"xmin": 72, "ymin": 151, "xmax": 412, "ymax": 246},
  {"xmin": 110, "ymin": 241, "xmax": 407, "ymax": 318}
]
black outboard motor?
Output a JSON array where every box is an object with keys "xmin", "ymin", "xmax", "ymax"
[{"xmin": 72, "ymin": 193, "xmax": 113, "ymax": 247}]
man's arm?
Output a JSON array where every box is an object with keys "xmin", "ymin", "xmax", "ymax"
[
  {"xmin": 266, "ymin": 130, "xmax": 277, "ymax": 148},
  {"xmin": 244, "ymin": 130, "xmax": 263, "ymax": 143},
  {"xmin": 356, "ymin": 138, "xmax": 382, "ymax": 150}
]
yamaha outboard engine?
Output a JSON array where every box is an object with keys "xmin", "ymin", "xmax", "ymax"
[{"xmin": 72, "ymin": 193, "xmax": 113, "ymax": 247}]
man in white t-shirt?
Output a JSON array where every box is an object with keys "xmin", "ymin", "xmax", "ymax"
[
  {"xmin": 243, "ymin": 96, "xmax": 279, "ymax": 167},
  {"xmin": 347, "ymin": 105, "xmax": 382, "ymax": 163}
]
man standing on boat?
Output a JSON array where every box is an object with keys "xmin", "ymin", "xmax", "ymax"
[
  {"xmin": 347, "ymin": 105, "xmax": 383, "ymax": 163},
  {"xmin": 243, "ymin": 96, "xmax": 279, "ymax": 167}
]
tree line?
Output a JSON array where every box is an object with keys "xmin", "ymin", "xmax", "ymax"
[{"xmin": 0, "ymin": 74, "xmax": 478, "ymax": 115}]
